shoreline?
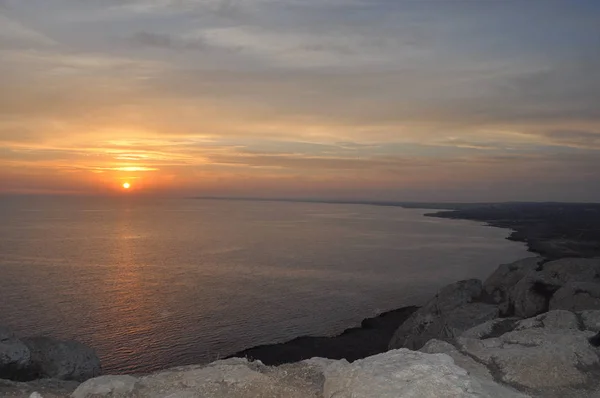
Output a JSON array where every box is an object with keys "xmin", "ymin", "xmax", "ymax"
[
  {"xmin": 419, "ymin": 202, "xmax": 600, "ymax": 260},
  {"xmin": 228, "ymin": 201, "xmax": 600, "ymax": 366},
  {"xmin": 228, "ymin": 306, "xmax": 419, "ymax": 365},
  {"xmin": 194, "ymin": 198, "xmax": 600, "ymax": 260},
  {"xmin": 229, "ymin": 205, "xmax": 541, "ymax": 366}
]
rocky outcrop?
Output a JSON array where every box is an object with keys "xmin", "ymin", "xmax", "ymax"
[
  {"xmin": 0, "ymin": 378, "xmax": 79, "ymax": 398},
  {"xmin": 0, "ymin": 327, "xmax": 31, "ymax": 380},
  {"xmin": 550, "ymin": 282, "xmax": 600, "ymax": 311},
  {"xmin": 389, "ymin": 256, "xmax": 600, "ymax": 397},
  {"xmin": 426, "ymin": 310, "xmax": 600, "ymax": 398},
  {"xmin": 541, "ymin": 257, "xmax": 600, "ymax": 283},
  {"xmin": 458, "ymin": 321, "xmax": 598, "ymax": 391},
  {"xmin": 71, "ymin": 376, "xmax": 138, "ymax": 398},
  {"xmin": 420, "ymin": 339, "xmax": 493, "ymax": 380},
  {"xmin": 483, "ymin": 257, "xmax": 542, "ymax": 304},
  {"xmin": 67, "ymin": 350, "xmax": 529, "ymax": 398},
  {"xmin": 580, "ymin": 310, "xmax": 600, "ymax": 332},
  {"xmin": 466, "ymin": 257, "xmax": 600, "ymax": 318},
  {"xmin": 313, "ymin": 349, "xmax": 529, "ymax": 398},
  {"xmin": 509, "ymin": 258, "xmax": 600, "ymax": 317},
  {"xmin": 65, "ymin": 311, "xmax": 600, "ymax": 398},
  {"xmin": 72, "ymin": 358, "xmax": 325, "ymax": 398},
  {"xmin": 389, "ymin": 279, "xmax": 499, "ymax": 350},
  {"xmin": 23, "ymin": 337, "xmax": 101, "ymax": 382},
  {"xmin": 508, "ymin": 274, "xmax": 555, "ymax": 318},
  {"xmin": 0, "ymin": 327, "xmax": 100, "ymax": 383}
]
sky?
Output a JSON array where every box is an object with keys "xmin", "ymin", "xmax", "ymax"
[{"xmin": 1, "ymin": 0, "xmax": 599, "ymax": 201}]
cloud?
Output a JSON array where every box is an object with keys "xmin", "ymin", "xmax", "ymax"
[
  {"xmin": 537, "ymin": 130, "xmax": 600, "ymax": 149},
  {"xmin": 130, "ymin": 31, "xmax": 207, "ymax": 50},
  {"xmin": 1, "ymin": 0, "xmax": 600, "ymax": 199},
  {"xmin": 0, "ymin": 13, "xmax": 56, "ymax": 49},
  {"xmin": 101, "ymin": 0, "xmax": 369, "ymax": 14}
]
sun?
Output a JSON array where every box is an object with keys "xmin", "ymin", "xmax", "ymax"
[{"xmin": 122, "ymin": 182, "xmax": 131, "ymax": 190}]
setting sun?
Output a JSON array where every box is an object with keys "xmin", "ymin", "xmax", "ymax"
[{"xmin": 122, "ymin": 182, "xmax": 131, "ymax": 190}]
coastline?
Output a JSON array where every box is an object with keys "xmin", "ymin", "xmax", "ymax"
[
  {"xmin": 229, "ymin": 306, "xmax": 419, "ymax": 365},
  {"xmin": 229, "ymin": 205, "xmax": 542, "ymax": 365},
  {"xmin": 418, "ymin": 202, "xmax": 600, "ymax": 260},
  {"xmin": 194, "ymin": 198, "xmax": 600, "ymax": 260},
  {"xmin": 229, "ymin": 201, "xmax": 600, "ymax": 366}
]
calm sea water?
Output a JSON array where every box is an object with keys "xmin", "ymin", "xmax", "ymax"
[{"xmin": 0, "ymin": 196, "xmax": 529, "ymax": 374}]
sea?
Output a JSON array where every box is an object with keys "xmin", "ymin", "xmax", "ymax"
[{"xmin": 0, "ymin": 196, "xmax": 530, "ymax": 374}]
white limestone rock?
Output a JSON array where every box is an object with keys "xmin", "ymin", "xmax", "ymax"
[
  {"xmin": 458, "ymin": 310, "xmax": 600, "ymax": 391},
  {"xmin": 508, "ymin": 258, "xmax": 600, "ymax": 318},
  {"xmin": 389, "ymin": 279, "xmax": 499, "ymax": 350},
  {"xmin": 313, "ymin": 349, "xmax": 529, "ymax": 398},
  {"xmin": 71, "ymin": 376, "xmax": 138, "ymax": 398},
  {"xmin": 420, "ymin": 339, "xmax": 493, "ymax": 380},
  {"xmin": 484, "ymin": 257, "xmax": 542, "ymax": 304},
  {"xmin": 72, "ymin": 358, "xmax": 323, "ymax": 398}
]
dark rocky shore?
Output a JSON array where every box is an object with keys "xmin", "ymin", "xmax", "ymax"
[
  {"xmin": 229, "ymin": 306, "xmax": 418, "ymax": 365},
  {"xmin": 412, "ymin": 202, "xmax": 600, "ymax": 260}
]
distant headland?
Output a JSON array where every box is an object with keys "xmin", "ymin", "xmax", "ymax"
[{"xmin": 195, "ymin": 198, "xmax": 600, "ymax": 260}]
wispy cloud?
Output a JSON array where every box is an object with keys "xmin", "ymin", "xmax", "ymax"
[
  {"xmin": 0, "ymin": 13, "xmax": 56, "ymax": 48},
  {"xmin": 1, "ymin": 0, "xmax": 600, "ymax": 199},
  {"xmin": 536, "ymin": 130, "xmax": 600, "ymax": 149}
]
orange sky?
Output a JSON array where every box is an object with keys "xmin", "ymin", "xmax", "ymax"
[{"xmin": 1, "ymin": 1, "xmax": 599, "ymax": 201}]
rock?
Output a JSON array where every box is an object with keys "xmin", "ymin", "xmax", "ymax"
[
  {"xmin": 484, "ymin": 257, "xmax": 541, "ymax": 303},
  {"xmin": 507, "ymin": 258, "xmax": 600, "ymax": 318},
  {"xmin": 550, "ymin": 282, "xmax": 600, "ymax": 312},
  {"xmin": 579, "ymin": 310, "xmax": 600, "ymax": 332},
  {"xmin": 509, "ymin": 274, "xmax": 561, "ymax": 318},
  {"xmin": 514, "ymin": 309, "xmax": 580, "ymax": 331},
  {"xmin": 0, "ymin": 326, "xmax": 31, "ymax": 380},
  {"xmin": 263, "ymin": 362, "xmax": 326, "ymax": 396},
  {"xmin": 23, "ymin": 337, "xmax": 101, "ymax": 382},
  {"xmin": 74, "ymin": 358, "xmax": 324, "ymax": 398},
  {"xmin": 313, "ymin": 349, "xmax": 529, "ymax": 398},
  {"xmin": 418, "ymin": 340, "xmax": 535, "ymax": 398},
  {"xmin": 420, "ymin": 339, "xmax": 493, "ymax": 380},
  {"xmin": 71, "ymin": 376, "xmax": 139, "ymax": 398},
  {"xmin": 540, "ymin": 258, "xmax": 600, "ymax": 284},
  {"xmin": 0, "ymin": 378, "xmax": 79, "ymax": 398},
  {"xmin": 457, "ymin": 310, "xmax": 600, "ymax": 393},
  {"xmin": 69, "ymin": 351, "xmax": 532, "ymax": 398},
  {"xmin": 428, "ymin": 279, "xmax": 484, "ymax": 312},
  {"xmin": 590, "ymin": 331, "xmax": 600, "ymax": 348},
  {"xmin": 389, "ymin": 279, "xmax": 499, "ymax": 350},
  {"xmin": 460, "ymin": 318, "xmax": 519, "ymax": 340}
]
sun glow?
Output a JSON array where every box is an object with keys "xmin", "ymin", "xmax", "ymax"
[{"xmin": 122, "ymin": 182, "xmax": 131, "ymax": 190}]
